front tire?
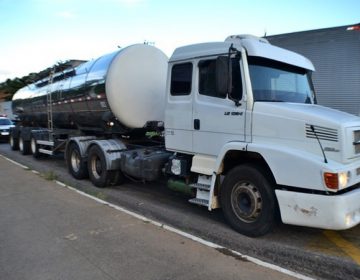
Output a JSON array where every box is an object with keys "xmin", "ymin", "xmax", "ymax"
[
  {"xmin": 220, "ymin": 165, "xmax": 276, "ymax": 237},
  {"xmin": 87, "ymin": 145, "xmax": 119, "ymax": 188},
  {"xmin": 67, "ymin": 142, "xmax": 88, "ymax": 179}
]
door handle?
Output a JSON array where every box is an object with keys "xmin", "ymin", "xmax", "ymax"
[{"xmin": 194, "ymin": 119, "xmax": 200, "ymax": 130}]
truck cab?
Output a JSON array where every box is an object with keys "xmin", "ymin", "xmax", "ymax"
[{"xmin": 165, "ymin": 35, "xmax": 360, "ymax": 236}]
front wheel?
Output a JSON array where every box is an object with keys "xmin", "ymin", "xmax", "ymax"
[
  {"xmin": 87, "ymin": 145, "xmax": 120, "ymax": 188},
  {"xmin": 220, "ymin": 165, "xmax": 276, "ymax": 237}
]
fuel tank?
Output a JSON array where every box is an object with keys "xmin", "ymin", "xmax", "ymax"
[{"xmin": 12, "ymin": 44, "xmax": 168, "ymax": 133}]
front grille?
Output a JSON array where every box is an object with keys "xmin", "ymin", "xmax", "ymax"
[
  {"xmin": 306, "ymin": 124, "xmax": 338, "ymax": 142},
  {"xmin": 354, "ymin": 130, "xmax": 360, "ymax": 154}
]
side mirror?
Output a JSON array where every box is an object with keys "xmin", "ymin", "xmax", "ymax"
[{"xmin": 216, "ymin": 56, "xmax": 232, "ymax": 98}]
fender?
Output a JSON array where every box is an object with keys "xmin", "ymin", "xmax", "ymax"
[
  {"xmin": 65, "ymin": 136, "xmax": 96, "ymax": 161},
  {"xmin": 214, "ymin": 141, "xmax": 248, "ymax": 173},
  {"xmin": 87, "ymin": 139, "xmax": 127, "ymax": 171},
  {"xmin": 246, "ymin": 142, "xmax": 338, "ymax": 191},
  {"xmin": 215, "ymin": 141, "xmax": 345, "ymax": 191}
]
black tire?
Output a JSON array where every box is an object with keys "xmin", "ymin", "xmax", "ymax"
[
  {"xmin": 19, "ymin": 136, "xmax": 31, "ymax": 155},
  {"xmin": 67, "ymin": 142, "xmax": 88, "ymax": 179},
  {"xmin": 30, "ymin": 137, "xmax": 41, "ymax": 159},
  {"xmin": 220, "ymin": 165, "xmax": 276, "ymax": 237},
  {"xmin": 9, "ymin": 134, "xmax": 19, "ymax": 150},
  {"xmin": 87, "ymin": 145, "xmax": 118, "ymax": 188}
]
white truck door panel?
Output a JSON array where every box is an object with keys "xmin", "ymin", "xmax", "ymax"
[
  {"xmin": 193, "ymin": 96, "xmax": 245, "ymax": 155},
  {"xmin": 165, "ymin": 62, "xmax": 194, "ymax": 153},
  {"xmin": 193, "ymin": 58, "xmax": 246, "ymax": 156},
  {"xmin": 165, "ymin": 97, "xmax": 193, "ymax": 153}
]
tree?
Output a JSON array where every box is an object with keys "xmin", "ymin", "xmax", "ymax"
[{"xmin": 0, "ymin": 60, "xmax": 84, "ymax": 101}]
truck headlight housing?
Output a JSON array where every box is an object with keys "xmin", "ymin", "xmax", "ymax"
[
  {"xmin": 324, "ymin": 171, "xmax": 350, "ymax": 190},
  {"xmin": 338, "ymin": 172, "xmax": 349, "ymax": 188}
]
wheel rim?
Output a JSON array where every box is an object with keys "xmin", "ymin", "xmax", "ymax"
[
  {"xmin": 90, "ymin": 154, "xmax": 102, "ymax": 180},
  {"xmin": 31, "ymin": 138, "xmax": 37, "ymax": 154},
  {"xmin": 231, "ymin": 182, "xmax": 262, "ymax": 223},
  {"xmin": 19, "ymin": 138, "xmax": 24, "ymax": 152},
  {"xmin": 70, "ymin": 150, "xmax": 81, "ymax": 173}
]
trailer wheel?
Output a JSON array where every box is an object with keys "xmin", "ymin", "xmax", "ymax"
[
  {"xmin": 10, "ymin": 135, "xmax": 19, "ymax": 150},
  {"xmin": 67, "ymin": 142, "xmax": 88, "ymax": 179},
  {"xmin": 19, "ymin": 136, "xmax": 31, "ymax": 155},
  {"xmin": 31, "ymin": 137, "xmax": 41, "ymax": 158},
  {"xmin": 220, "ymin": 165, "xmax": 276, "ymax": 237},
  {"xmin": 88, "ymin": 145, "xmax": 118, "ymax": 188}
]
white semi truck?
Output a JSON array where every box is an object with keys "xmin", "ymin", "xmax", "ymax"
[{"xmin": 10, "ymin": 35, "xmax": 360, "ymax": 237}]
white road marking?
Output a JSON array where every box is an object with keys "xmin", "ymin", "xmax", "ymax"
[{"xmin": 1, "ymin": 154, "xmax": 29, "ymax": 169}]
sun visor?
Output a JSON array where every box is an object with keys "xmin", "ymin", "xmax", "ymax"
[{"xmin": 242, "ymin": 39, "xmax": 315, "ymax": 71}]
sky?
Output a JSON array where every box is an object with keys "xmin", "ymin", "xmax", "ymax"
[{"xmin": 0, "ymin": 0, "xmax": 359, "ymax": 82}]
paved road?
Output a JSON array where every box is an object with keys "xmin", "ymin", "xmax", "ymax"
[
  {"xmin": 1, "ymin": 143, "xmax": 359, "ymax": 279},
  {"xmin": 0, "ymin": 154, "xmax": 298, "ymax": 280}
]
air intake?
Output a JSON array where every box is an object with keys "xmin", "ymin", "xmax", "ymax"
[{"xmin": 306, "ymin": 124, "xmax": 338, "ymax": 142}]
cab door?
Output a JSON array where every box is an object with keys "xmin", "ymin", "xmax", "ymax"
[
  {"xmin": 192, "ymin": 57, "xmax": 246, "ymax": 156},
  {"xmin": 165, "ymin": 62, "xmax": 194, "ymax": 153}
]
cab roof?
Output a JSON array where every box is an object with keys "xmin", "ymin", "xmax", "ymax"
[{"xmin": 169, "ymin": 34, "xmax": 315, "ymax": 71}]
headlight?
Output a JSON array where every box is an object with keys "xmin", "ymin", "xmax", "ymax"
[{"xmin": 338, "ymin": 172, "xmax": 350, "ymax": 189}]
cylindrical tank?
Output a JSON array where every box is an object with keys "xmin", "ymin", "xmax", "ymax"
[{"xmin": 12, "ymin": 44, "xmax": 168, "ymax": 133}]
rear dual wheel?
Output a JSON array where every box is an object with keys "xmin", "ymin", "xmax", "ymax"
[
  {"xmin": 67, "ymin": 143, "xmax": 88, "ymax": 180},
  {"xmin": 19, "ymin": 136, "xmax": 31, "ymax": 155},
  {"xmin": 31, "ymin": 137, "xmax": 41, "ymax": 158},
  {"xmin": 87, "ymin": 145, "xmax": 124, "ymax": 188},
  {"xmin": 9, "ymin": 135, "xmax": 19, "ymax": 151}
]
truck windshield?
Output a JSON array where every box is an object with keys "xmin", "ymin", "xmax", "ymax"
[{"xmin": 248, "ymin": 56, "xmax": 315, "ymax": 104}]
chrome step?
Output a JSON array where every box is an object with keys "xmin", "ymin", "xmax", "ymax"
[
  {"xmin": 189, "ymin": 198, "xmax": 209, "ymax": 207},
  {"xmin": 37, "ymin": 140, "xmax": 55, "ymax": 146},
  {"xmin": 190, "ymin": 183, "xmax": 211, "ymax": 191},
  {"xmin": 39, "ymin": 148, "xmax": 53, "ymax": 155}
]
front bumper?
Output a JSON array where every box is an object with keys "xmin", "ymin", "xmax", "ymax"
[
  {"xmin": 276, "ymin": 187, "xmax": 360, "ymax": 230},
  {"xmin": 0, "ymin": 131, "xmax": 9, "ymax": 139}
]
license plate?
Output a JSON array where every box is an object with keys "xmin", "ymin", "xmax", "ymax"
[{"xmin": 0, "ymin": 132, "xmax": 9, "ymax": 136}]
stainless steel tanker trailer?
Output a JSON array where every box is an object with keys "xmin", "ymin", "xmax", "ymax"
[
  {"xmin": 12, "ymin": 44, "xmax": 168, "ymax": 135},
  {"xmin": 10, "ymin": 44, "xmax": 170, "ymax": 186},
  {"xmin": 9, "ymin": 37, "xmax": 360, "ymax": 237}
]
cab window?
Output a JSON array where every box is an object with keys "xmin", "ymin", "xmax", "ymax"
[
  {"xmin": 170, "ymin": 63, "xmax": 193, "ymax": 96},
  {"xmin": 198, "ymin": 58, "xmax": 242, "ymax": 100}
]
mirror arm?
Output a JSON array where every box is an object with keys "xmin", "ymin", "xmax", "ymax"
[{"xmin": 230, "ymin": 98, "xmax": 241, "ymax": 107}]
